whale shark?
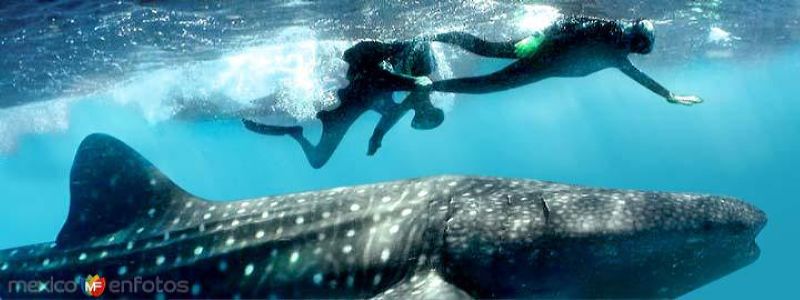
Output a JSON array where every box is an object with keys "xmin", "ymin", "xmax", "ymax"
[{"xmin": 0, "ymin": 134, "xmax": 765, "ymax": 298}]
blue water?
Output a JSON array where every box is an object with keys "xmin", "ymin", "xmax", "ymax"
[
  {"xmin": 0, "ymin": 1, "xmax": 800, "ymax": 292},
  {"xmin": 1, "ymin": 41, "xmax": 798, "ymax": 300}
]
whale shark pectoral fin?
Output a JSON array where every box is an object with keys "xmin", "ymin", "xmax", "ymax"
[
  {"xmin": 56, "ymin": 133, "xmax": 200, "ymax": 249},
  {"xmin": 372, "ymin": 271, "xmax": 472, "ymax": 300}
]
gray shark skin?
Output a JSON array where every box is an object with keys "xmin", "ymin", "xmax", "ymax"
[{"xmin": 0, "ymin": 134, "xmax": 766, "ymax": 299}]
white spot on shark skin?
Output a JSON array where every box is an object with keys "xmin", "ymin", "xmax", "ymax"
[
  {"xmin": 295, "ymin": 217, "xmax": 305, "ymax": 224},
  {"xmin": 147, "ymin": 208, "xmax": 156, "ymax": 218},
  {"xmin": 290, "ymin": 252, "xmax": 300, "ymax": 264},
  {"xmin": 118, "ymin": 266, "xmax": 128, "ymax": 275},
  {"xmin": 231, "ymin": 220, "xmax": 240, "ymax": 227},
  {"xmin": 100, "ymin": 251, "xmax": 108, "ymax": 258},
  {"xmin": 42, "ymin": 258, "xmax": 50, "ymax": 266},
  {"xmin": 78, "ymin": 253, "xmax": 87, "ymax": 261},
  {"xmin": 261, "ymin": 211, "xmax": 269, "ymax": 219},
  {"xmin": 389, "ymin": 225, "xmax": 400, "ymax": 234},
  {"xmin": 218, "ymin": 260, "xmax": 228, "ymax": 272},
  {"xmin": 380, "ymin": 249, "xmax": 391, "ymax": 262},
  {"xmin": 313, "ymin": 273, "xmax": 323, "ymax": 285},
  {"xmin": 194, "ymin": 246, "xmax": 204, "ymax": 256},
  {"xmin": 244, "ymin": 264, "xmax": 254, "ymax": 276},
  {"xmin": 126, "ymin": 242, "xmax": 134, "ymax": 250},
  {"xmin": 191, "ymin": 283, "xmax": 202, "ymax": 296},
  {"xmin": 373, "ymin": 273, "xmax": 382, "ymax": 286},
  {"xmin": 237, "ymin": 208, "xmax": 246, "ymax": 214},
  {"xmin": 203, "ymin": 213, "xmax": 211, "ymax": 220},
  {"xmin": 209, "ymin": 205, "xmax": 217, "ymax": 211},
  {"xmin": 226, "ymin": 237, "xmax": 236, "ymax": 246},
  {"xmin": 198, "ymin": 224, "xmax": 206, "ymax": 232},
  {"xmin": 322, "ymin": 212, "xmax": 331, "ymax": 219},
  {"xmin": 1, "ymin": 263, "xmax": 8, "ymax": 271},
  {"xmin": 350, "ymin": 204, "xmax": 361, "ymax": 211},
  {"xmin": 346, "ymin": 275, "xmax": 355, "ymax": 288},
  {"xmin": 172, "ymin": 217, "xmax": 181, "ymax": 225},
  {"xmin": 346, "ymin": 230, "xmax": 356, "ymax": 237},
  {"xmin": 156, "ymin": 256, "xmax": 166, "ymax": 265},
  {"xmin": 318, "ymin": 233, "xmax": 326, "ymax": 241},
  {"xmin": 401, "ymin": 208, "xmax": 413, "ymax": 217},
  {"xmin": 136, "ymin": 227, "xmax": 145, "ymax": 234},
  {"xmin": 342, "ymin": 245, "xmax": 353, "ymax": 254},
  {"xmin": 185, "ymin": 202, "xmax": 193, "ymax": 208},
  {"xmin": 255, "ymin": 231, "xmax": 265, "ymax": 239},
  {"xmin": 417, "ymin": 190, "xmax": 428, "ymax": 197},
  {"xmin": 381, "ymin": 196, "xmax": 392, "ymax": 203},
  {"xmin": 107, "ymin": 235, "xmax": 116, "ymax": 243}
]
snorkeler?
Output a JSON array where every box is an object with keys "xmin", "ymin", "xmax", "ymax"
[
  {"xmin": 243, "ymin": 40, "xmax": 443, "ymax": 168},
  {"xmin": 429, "ymin": 16, "xmax": 702, "ymax": 105}
]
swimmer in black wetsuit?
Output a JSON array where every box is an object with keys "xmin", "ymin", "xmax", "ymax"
[
  {"xmin": 243, "ymin": 40, "xmax": 442, "ymax": 168},
  {"xmin": 431, "ymin": 16, "xmax": 703, "ymax": 105}
]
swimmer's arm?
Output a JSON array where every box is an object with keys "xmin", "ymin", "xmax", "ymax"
[
  {"xmin": 618, "ymin": 59, "xmax": 703, "ymax": 105},
  {"xmin": 379, "ymin": 61, "xmax": 432, "ymax": 91}
]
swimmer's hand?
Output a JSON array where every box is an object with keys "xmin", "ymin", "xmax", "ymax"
[
  {"xmin": 667, "ymin": 94, "xmax": 703, "ymax": 106},
  {"xmin": 414, "ymin": 76, "xmax": 433, "ymax": 91}
]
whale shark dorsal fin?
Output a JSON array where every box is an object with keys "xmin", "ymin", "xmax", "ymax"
[{"xmin": 56, "ymin": 133, "xmax": 195, "ymax": 249}]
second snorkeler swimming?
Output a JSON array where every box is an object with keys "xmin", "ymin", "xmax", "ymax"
[{"xmin": 244, "ymin": 16, "xmax": 703, "ymax": 168}]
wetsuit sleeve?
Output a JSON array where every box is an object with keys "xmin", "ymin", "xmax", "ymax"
[
  {"xmin": 431, "ymin": 32, "xmax": 519, "ymax": 59},
  {"xmin": 618, "ymin": 59, "xmax": 672, "ymax": 99}
]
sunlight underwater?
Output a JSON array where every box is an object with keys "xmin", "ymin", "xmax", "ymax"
[{"xmin": 0, "ymin": 12, "xmax": 798, "ymax": 300}]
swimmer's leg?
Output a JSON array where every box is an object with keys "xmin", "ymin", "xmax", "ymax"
[
  {"xmin": 298, "ymin": 105, "xmax": 365, "ymax": 168},
  {"xmin": 431, "ymin": 32, "xmax": 519, "ymax": 59},
  {"xmin": 242, "ymin": 104, "xmax": 364, "ymax": 168},
  {"xmin": 406, "ymin": 91, "xmax": 444, "ymax": 130},
  {"xmin": 368, "ymin": 101, "xmax": 409, "ymax": 156},
  {"xmin": 431, "ymin": 58, "xmax": 546, "ymax": 94}
]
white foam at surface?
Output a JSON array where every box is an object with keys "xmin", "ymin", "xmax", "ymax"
[
  {"xmin": 0, "ymin": 26, "xmax": 460, "ymax": 154},
  {"xmin": 0, "ymin": 97, "xmax": 76, "ymax": 153}
]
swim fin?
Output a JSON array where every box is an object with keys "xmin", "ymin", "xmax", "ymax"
[{"xmin": 242, "ymin": 119, "xmax": 303, "ymax": 136}]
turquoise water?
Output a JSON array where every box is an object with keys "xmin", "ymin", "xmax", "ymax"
[{"xmin": 1, "ymin": 46, "xmax": 798, "ymax": 298}]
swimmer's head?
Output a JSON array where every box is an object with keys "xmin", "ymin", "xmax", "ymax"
[{"xmin": 622, "ymin": 19, "xmax": 655, "ymax": 54}]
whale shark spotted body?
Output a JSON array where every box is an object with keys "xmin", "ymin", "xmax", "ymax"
[{"xmin": 0, "ymin": 134, "xmax": 766, "ymax": 298}]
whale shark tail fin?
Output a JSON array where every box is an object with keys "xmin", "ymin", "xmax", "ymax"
[{"xmin": 56, "ymin": 133, "xmax": 199, "ymax": 249}]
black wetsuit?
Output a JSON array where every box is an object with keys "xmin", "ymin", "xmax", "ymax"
[
  {"xmin": 430, "ymin": 16, "xmax": 675, "ymax": 100},
  {"xmin": 243, "ymin": 40, "xmax": 441, "ymax": 169}
]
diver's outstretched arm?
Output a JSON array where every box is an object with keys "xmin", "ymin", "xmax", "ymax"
[
  {"xmin": 618, "ymin": 59, "xmax": 703, "ymax": 105},
  {"xmin": 431, "ymin": 32, "xmax": 520, "ymax": 59}
]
